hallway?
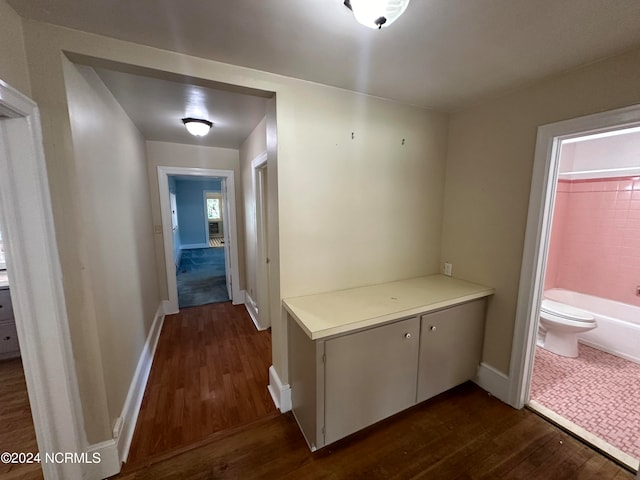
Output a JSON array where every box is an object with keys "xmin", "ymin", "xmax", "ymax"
[{"xmin": 123, "ymin": 301, "xmax": 275, "ymax": 469}]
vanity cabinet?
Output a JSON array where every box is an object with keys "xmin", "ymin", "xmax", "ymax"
[{"xmin": 286, "ymin": 276, "xmax": 492, "ymax": 451}]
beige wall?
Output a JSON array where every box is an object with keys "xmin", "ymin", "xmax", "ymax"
[
  {"xmin": 21, "ymin": 18, "xmax": 447, "ymax": 443},
  {"xmin": 63, "ymin": 61, "xmax": 160, "ymax": 440},
  {"xmin": 145, "ymin": 141, "xmax": 244, "ymax": 297},
  {"xmin": 0, "ymin": 0, "xmax": 30, "ymax": 95},
  {"xmin": 278, "ymin": 85, "xmax": 448, "ymax": 300},
  {"xmin": 442, "ymin": 46, "xmax": 640, "ymax": 375},
  {"xmin": 239, "ymin": 117, "xmax": 267, "ymax": 303}
]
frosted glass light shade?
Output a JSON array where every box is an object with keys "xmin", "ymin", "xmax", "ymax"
[
  {"xmin": 349, "ymin": 0, "xmax": 410, "ymax": 29},
  {"xmin": 182, "ymin": 117, "xmax": 213, "ymax": 136}
]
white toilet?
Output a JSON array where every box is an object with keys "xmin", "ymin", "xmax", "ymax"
[{"xmin": 538, "ymin": 299, "xmax": 597, "ymax": 358}]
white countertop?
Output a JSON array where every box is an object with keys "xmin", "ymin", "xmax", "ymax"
[{"xmin": 283, "ymin": 274, "xmax": 494, "ymax": 340}]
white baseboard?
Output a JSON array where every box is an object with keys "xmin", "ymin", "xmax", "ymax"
[
  {"xmin": 113, "ymin": 302, "xmax": 165, "ymax": 465},
  {"xmin": 244, "ymin": 291, "xmax": 268, "ymax": 331},
  {"xmin": 84, "ymin": 439, "xmax": 120, "ymax": 479},
  {"xmin": 267, "ymin": 365, "xmax": 291, "ymax": 413},
  {"xmin": 474, "ymin": 362, "xmax": 510, "ymax": 404},
  {"xmin": 162, "ymin": 299, "xmax": 178, "ymax": 316},
  {"xmin": 180, "ymin": 243, "xmax": 209, "ymax": 250}
]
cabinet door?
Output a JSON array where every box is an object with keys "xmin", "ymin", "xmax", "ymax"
[
  {"xmin": 324, "ymin": 317, "xmax": 419, "ymax": 445},
  {"xmin": 0, "ymin": 289, "xmax": 13, "ymax": 321},
  {"xmin": 417, "ymin": 299, "xmax": 486, "ymax": 403},
  {"xmin": 0, "ymin": 321, "xmax": 19, "ymax": 355}
]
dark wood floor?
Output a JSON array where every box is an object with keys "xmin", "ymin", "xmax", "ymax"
[
  {"xmin": 124, "ymin": 301, "xmax": 276, "ymax": 468},
  {"xmin": 0, "ymin": 358, "xmax": 43, "ymax": 480},
  {"xmin": 115, "ymin": 382, "xmax": 634, "ymax": 480}
]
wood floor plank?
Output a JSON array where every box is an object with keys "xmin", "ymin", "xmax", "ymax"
[
  {"xmin": 0, "ymin": 359, "xmax": 43, "ymax": 480},
  {"xmin": 123, "ymin": 301, "xmax": 276, "ymax": 468},
  {"xmin": 114, "ymin": 383, "xmax": 635, "ymax": 480}
]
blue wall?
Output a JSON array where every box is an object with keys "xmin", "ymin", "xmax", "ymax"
[{"xmin": 173, "ymin": 177, "xmax": 222, "ymax": 246}]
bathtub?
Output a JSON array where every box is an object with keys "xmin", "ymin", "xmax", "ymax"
[{"xmin": 544, "ymin": 289, "xmax": 640, "ymax": 364}]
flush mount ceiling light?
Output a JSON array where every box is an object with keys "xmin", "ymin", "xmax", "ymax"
[
  {"xmin": 344, "ymin": 0, "xmax": 410, "ymax": 29},
  {"xmin": 182, "ymin": 117, "xmax": 213, "ymax": 137}
]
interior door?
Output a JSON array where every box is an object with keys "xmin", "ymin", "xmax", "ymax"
[{"xmin": 221, "ymin": 179, "xmax": 232, "ymax": 299}]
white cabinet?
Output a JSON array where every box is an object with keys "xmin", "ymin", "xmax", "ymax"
[{"xmin": 289, "ymin": 297, "xmax": 488, "ymax": 450}]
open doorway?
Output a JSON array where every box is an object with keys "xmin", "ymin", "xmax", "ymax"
[
  {"xmin": 511, "ymin": 105, "xmax": 640, "ymax": 473},
  {"xmin": 0, "ymin": 81, "xmax": 86, "ymax": 479},
  {"xmin": 0, "ymin": 224, "xmax": 40, "ymax": 479},
  {"xmin": 169, "ymin": 175, "xmax": 230, "ymax": 308},
  {"xmin": 158, "ymin": 167, "xmax": 242, "ymax": 314}
]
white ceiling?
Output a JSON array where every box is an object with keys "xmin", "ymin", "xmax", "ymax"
[
  {"xmin": 10, "ymin": 0, "xmax": 640, "ymax": 112},
  {"xmin": 93, "ymin": 67, "xmax": 268, "ymax": 149},
  {"xmin": 11, "ymin": 0, "xmax": 640, "ymax": 148}
]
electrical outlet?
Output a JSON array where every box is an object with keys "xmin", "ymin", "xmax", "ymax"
[{"xmin": 444, "ymin": 262, "xmax": 452, "ymax": 276}]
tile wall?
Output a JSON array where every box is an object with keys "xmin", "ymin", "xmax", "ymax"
[{"xmin": 545, "ymin": 176, "xmax": 640, "ymax": 306}]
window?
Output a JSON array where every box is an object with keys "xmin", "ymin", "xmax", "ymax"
[{"xmin": 207, "ymin": 198, "xmax": 221, "ymax": 221}]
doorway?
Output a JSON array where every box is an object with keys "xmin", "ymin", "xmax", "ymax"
[
  {"xmin": 170, "ymin": 175, "xmax": 230, "ymax": 308},
  {"xmin": 158, "ymin": 167, "xmax": 242, "ymax": 314},
  {"xmin": 511, "ymin": 104, "xmax": 640, "ymax": 473},
  {"xmin": 0, "ymin": 81, "xmax": 87, "ymax": 479}
]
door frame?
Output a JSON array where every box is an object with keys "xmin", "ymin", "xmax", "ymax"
[
  {"xmin": 158, "ymin": 166, "xmax": 242, "ymax": 313},
  {"xmin": 252, "ymin": 151, "xmax": 270, "ymax": 329},
  {"xmin": 0, "ymin": 80, "xmax": 86, "ymax": 478},
  {"xmin": 508, "ymin": 103, "xmax": 640, "ymax": 409}
]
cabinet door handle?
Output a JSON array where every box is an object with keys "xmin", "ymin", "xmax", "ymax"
[
  {"xmin": 430, "ymin": 325, "xmax": 437, "ymax": 332},
  {"xmin": 404, "ymin": 333, "xmax": 412, "ymax": 339}
]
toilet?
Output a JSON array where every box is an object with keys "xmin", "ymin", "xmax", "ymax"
[{"xmin": 538, "ymin": 299, "xmax": 597, "ymax": 358}]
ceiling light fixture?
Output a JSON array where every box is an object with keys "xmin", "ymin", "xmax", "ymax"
[
  {"xmin": 182, "ymin": 117, "xmax": 213, "ymax": 136},
  {"xmin": 344, "ymin": 0, "xmax": 410, "ymax": 29}
]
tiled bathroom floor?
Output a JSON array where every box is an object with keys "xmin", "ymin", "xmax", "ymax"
[{"xmin": 531, "ymin": 343, "xmax": 640, "ymax": 461}]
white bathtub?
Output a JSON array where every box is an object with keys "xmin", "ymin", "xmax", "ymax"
[{"xmin": 544, "ymin": 289, "xmax": 640, "ymax": 365}]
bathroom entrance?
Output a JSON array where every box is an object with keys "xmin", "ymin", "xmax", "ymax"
[{"xmin": 512, "ymin": 106, "xmax": 640, "ymax": 473}]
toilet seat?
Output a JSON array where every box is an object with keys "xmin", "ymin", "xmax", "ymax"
[{"xmin": 541, "ymin": 299, "xmax": 594, "ymax": 322}]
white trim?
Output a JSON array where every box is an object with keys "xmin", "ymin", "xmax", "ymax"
[
  {"xmin": 244, "ymin": 290, "xmax": 268, "ymax": 331},
  {"xmin": 115, "ymin": 302, "xmax": 165, "ymax": 464},
  {"xmin": 162, "ymin": 299, "xmax": 176, "ymax": 316},
  {"xmin": 509, "ymin": 103, "xmax": 640, "ymax": 409},
  {"xmin": 251, "ymin": 151, "xmax": 270, "ymax": 329},
  {"xmin": 473, "ymin": 362, "xmax": 510, "ymax": 404},
  {"xmin": 180, "ymin": 243, "xmax": 209, "ymax": 250},
  {"xmin": 0, "ymin": 80, "xmax": 87, "ymax": 479},
  {"xmin": 158, "ymin": 166, "xmax": 243, "ymax": 312},
  {"xmin": 267, "ymin": 365, "xmax": 291, "ymax": 413},
  {"xmin": 84, "ymin": 439, "xmax": 120, "ymax": 479}
]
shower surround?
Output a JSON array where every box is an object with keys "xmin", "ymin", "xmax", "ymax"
[{"xmin": 545, "ymin": 176, "xmax": 640, "ymax": 306}]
